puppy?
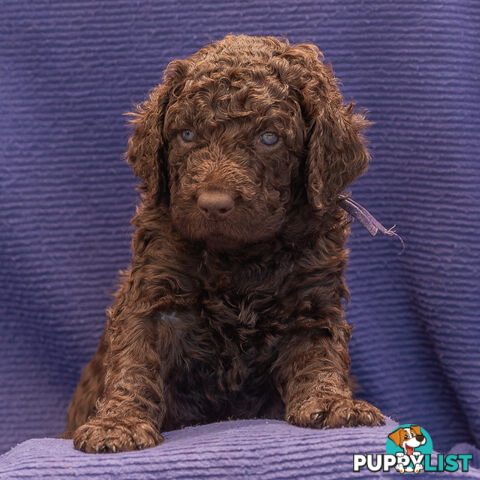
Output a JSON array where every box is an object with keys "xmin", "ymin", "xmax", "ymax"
[{"xmin": 63, "ymin": 34, "xmax": 385, "ymax": 453}]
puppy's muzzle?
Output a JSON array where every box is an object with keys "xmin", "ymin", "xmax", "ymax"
[{"xmin": 197, "ymin": 191, "xmax": 234, "ymax": 219}]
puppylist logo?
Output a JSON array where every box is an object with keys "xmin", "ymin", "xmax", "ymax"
[{"xmin": 353, "ymin": 424, "xmax": 473, "ymax": 474}]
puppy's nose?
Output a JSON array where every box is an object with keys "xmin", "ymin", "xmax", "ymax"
[
  {"xmin": 197, "ymin": 191, "xmax": 234, "ymax": 219},
  {"xmin": 416, "ymin": 435, "xmax": 425, "ymax": 443}
]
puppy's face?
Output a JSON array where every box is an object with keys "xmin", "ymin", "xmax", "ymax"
[
  {"xmin": 164, "ymin": 67, "xmax": 305, "ymax": 250},
  {"xmin": 126, "ymin": 35, "xmax": 370, "ymax": 251}
]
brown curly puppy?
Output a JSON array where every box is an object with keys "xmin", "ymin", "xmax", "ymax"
[{"xmin": 64, "ymin": 34, "xmax": 384, "ymax": 453}]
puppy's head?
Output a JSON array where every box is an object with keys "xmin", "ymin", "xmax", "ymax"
[{"xmin": 126, "ymin": 35, "xmax": 369, "ymax": 250}]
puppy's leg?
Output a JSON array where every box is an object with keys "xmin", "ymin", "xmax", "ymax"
[
  {"xmin": 72, "ymin": 273, "xmax": 169, "ymax": 453},
  {"xmin": 61, "ymin": 332, "xmax": 107, "ymax": 438},
  {"xmin": 272, "ymin": 324, "xmax": 384, "ymax": 429}
]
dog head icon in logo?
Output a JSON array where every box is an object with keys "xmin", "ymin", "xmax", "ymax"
[
  {"xmin": 389, "ymin": 425, "xmax": 426, "ymax": 455},
  {"xmin": 386, "ymin": 424, "xmax": 433, "ymax": 473}
]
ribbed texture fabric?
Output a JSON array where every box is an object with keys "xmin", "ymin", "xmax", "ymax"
[
  {"xmin": 1, "ymin": 0, "xmax": 479, "ymax": 477},
  {"xmin": 1, "ymin": 419, "xmax": 479, "ymax": 480}
]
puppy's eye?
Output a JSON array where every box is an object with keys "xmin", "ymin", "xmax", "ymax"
[
  {"xmin": 181, "ymin": 129, "xmax": 195, "ymax": 142},
  {"xmin": 260, "ymin": 132, "xmax": 278, "ymax": 146}
]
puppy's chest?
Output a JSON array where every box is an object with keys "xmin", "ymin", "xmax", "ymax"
[
  {"xmin": 201, "ymin": 290, "xmax": 281, "ymax": 355},
  {"xmin": 168, "ymin": 259, "xmax": 294, "ymax": 392},
  {"xmin": 182, "ymin": 290, "xmax": 284, "ymax": 391}
]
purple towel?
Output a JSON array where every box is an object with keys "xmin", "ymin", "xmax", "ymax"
[
  {"xmin": 1, "ymin": 419, "xmax": 479, "ymax": 479},
  {"xmin": 1, "ymin": 0, "xmax": 479, "ymax": 477}
]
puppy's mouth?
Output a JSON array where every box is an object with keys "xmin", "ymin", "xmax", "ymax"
[
  {"xmin": 189, "ymin": 208, "xmax": 282, "ymax": 250},
  {"xmin": 200, "ymin": 223, "xmax": 280, "ymax": 251},
  {"xmin": 202, "ymin": 229, "xmax": 243, "ymax": 251},
  {"xmin": 171, "ymin": 206, "xmax": 252, "ymax": 250},
  {"xmin": 405, "ymin": 445, "xmax": 414, "ymax": 455}
]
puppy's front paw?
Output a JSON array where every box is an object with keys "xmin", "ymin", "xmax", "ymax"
[
  {"xmin": 287, "ymin": 395, "xmax": 385, "ymax": 429},
  {"xmin": 73, "ymin": 416, "xmax": 163, "ymax": 453}
]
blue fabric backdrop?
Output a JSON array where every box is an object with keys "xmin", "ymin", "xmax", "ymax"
[{"xmin": 1, "ymin": 0, "xmax": 479, "ymax": 475}]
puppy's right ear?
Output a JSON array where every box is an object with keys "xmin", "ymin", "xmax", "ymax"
[
  {"xmin": 125, "ymin": 60, "xmax": 187, "ymax": 204},
  {"xmin": 410, "ymin": 425, "xmax": 422, "ymax": 436}
]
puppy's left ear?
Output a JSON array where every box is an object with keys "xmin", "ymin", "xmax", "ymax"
[
  {"xmin": 388, "ymin": 428, "xmax": 404, "ymax": 446},
  {"xmin": 126, "ymin": 59, "xmax": 187, "ymax": 204},
  {"xmin": 282, "ymin": 44, "xmax": 370, "ymax": 211}
]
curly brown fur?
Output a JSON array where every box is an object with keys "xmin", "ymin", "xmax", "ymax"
[{"xmin": 63, "ymin": 34, "xmax": 384, "ymax": 453}]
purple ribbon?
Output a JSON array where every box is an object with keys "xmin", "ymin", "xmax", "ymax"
[{"xmin": 339, "ymin": 196, "xmax": 405, "ymax": 250}]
